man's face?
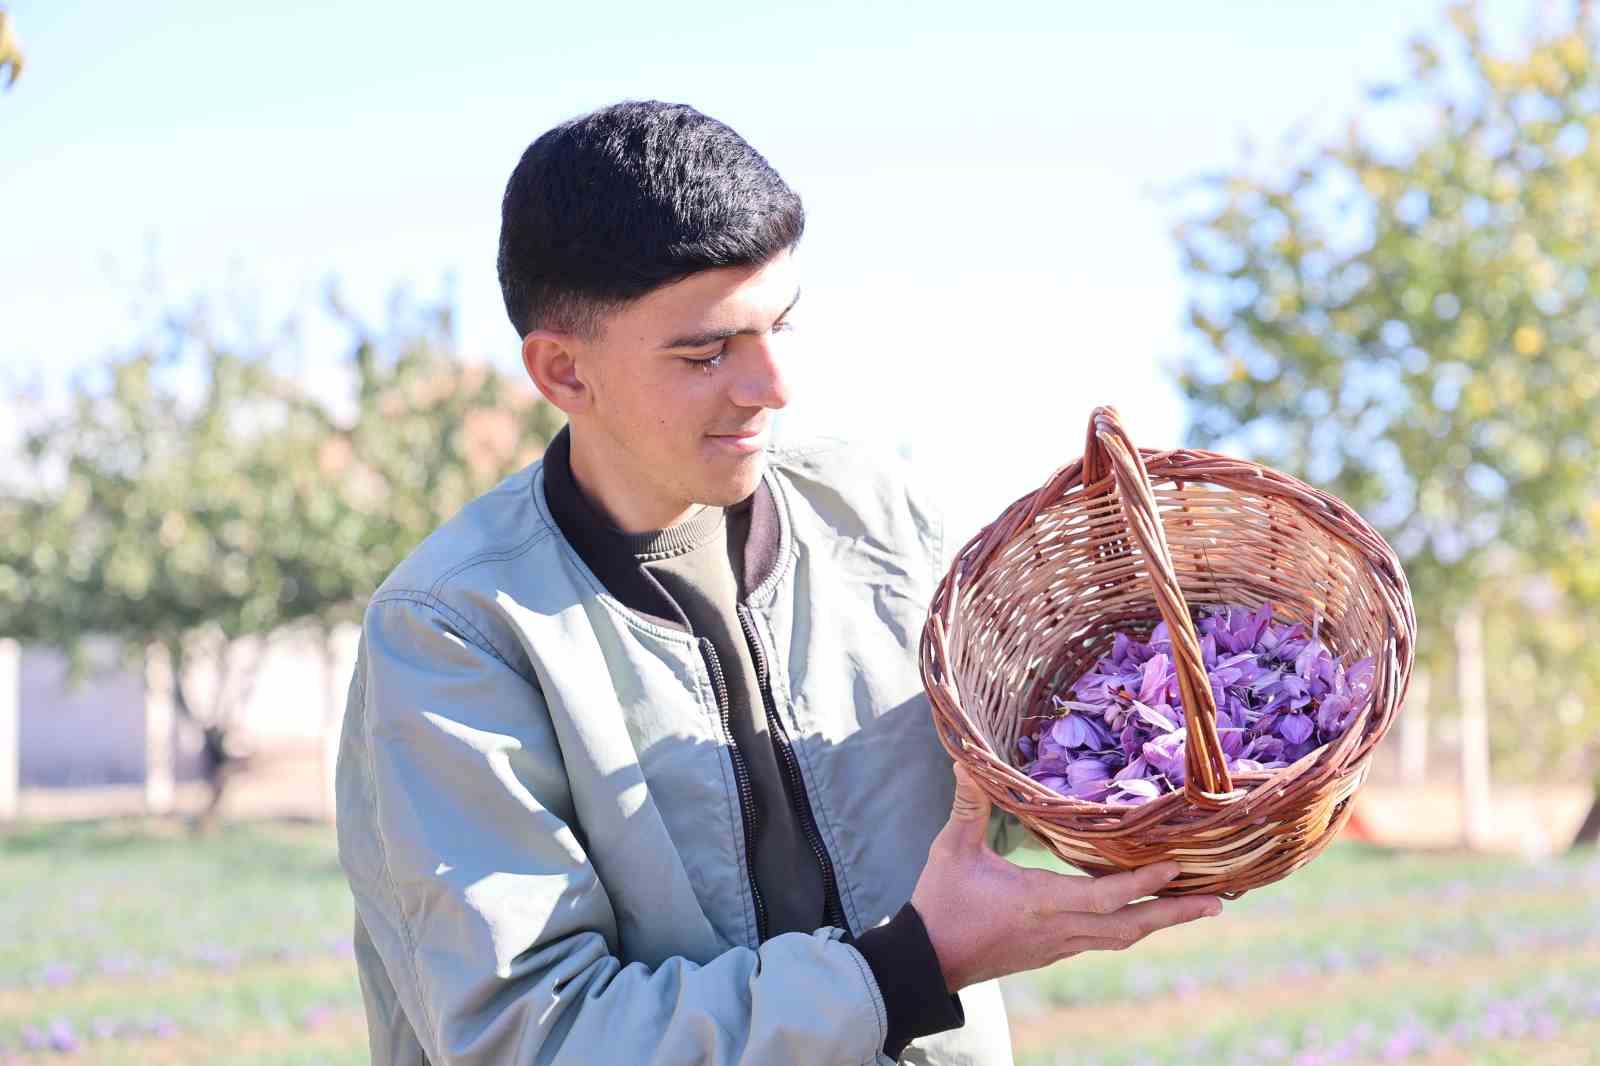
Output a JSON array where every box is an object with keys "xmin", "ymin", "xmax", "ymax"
[{"xmin": 564, "ymin": 249, "xmax": 801, "ymax": 531}]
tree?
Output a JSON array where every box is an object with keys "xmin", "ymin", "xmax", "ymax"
[
  {"xmin": 0, "ymin": 291, "xmax": 561, "ymax": 826},
  {"xmin": 287, "ymin": 291, "xmax": 564, "ymax": 815},
  {"xmin": 286, "ymin": 288, "xmax": 565, "ymax": 630},
  {"xmin": 0, "ymin": 7, "xmax": 23, "ymax": 90},
  {"xmin": 1172, "ymin": 2, "xmax": 1600, "ymax": 847},
  {"xmin": 1, "ymin": 313, "xmax": 340, "ymax": 825}
]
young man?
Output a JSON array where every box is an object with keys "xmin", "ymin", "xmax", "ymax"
[{"xmin": 334, "ymin": 100, "xmax": 1222, "ymax": 1066}]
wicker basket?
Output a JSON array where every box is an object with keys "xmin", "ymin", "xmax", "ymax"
[{"xmin": 920, "ymin": 405, "xmax": 1416, "ymax": 898}]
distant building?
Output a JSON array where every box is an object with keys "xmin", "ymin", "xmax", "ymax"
[{"xmin": 5, "ymin": 624, "xmax": 357, "ymax": 798}]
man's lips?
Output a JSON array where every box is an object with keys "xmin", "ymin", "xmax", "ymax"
[{"xmin": 708, "ymin": 427, "xmax": 767, "ymax": 453}]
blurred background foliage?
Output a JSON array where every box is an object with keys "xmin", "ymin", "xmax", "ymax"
[
  {"xmin": 0, "ymin": 289, "xmax": 563, "ymax": 814},
  {"xmin": 1174, "ymin": 0, "xmax": 1600, "ymax": 816},
  {"xmin": 0, "ymin": 0, "xmax": 1593, "ymax": 829},
  {"xmin": 0, "ymin": 5, "xmax": 23, "ymax": 90}
]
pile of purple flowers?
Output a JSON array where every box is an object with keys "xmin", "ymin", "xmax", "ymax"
[{"xmin": 1018, "ymin": 602, "xmax": 1375, "ymax": 804}]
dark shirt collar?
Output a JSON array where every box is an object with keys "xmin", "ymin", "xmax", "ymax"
[{"xmin": 541, "ymin": 423, "xmax": 782, "ymax": 619}]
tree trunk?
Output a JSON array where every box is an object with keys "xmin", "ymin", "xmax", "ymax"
[
  {"xmin": 1455, "ymin": 602, "xmax": 1492, "ymax": 851},
  {"xmin": 319, "ymin": 627, "xmax": 346, "ymax": 822},
  {"xmin": 192, "ymin": 771, "xmax": 235, "ymax": 834},
  {"xmin": 1399, "ymin": 668, "xmax": 1431, "ymax": 787},
  {"xmin": 0, "ymin": 639, "xmax": 19, "ymax": 821},
  {"xmin": 164, "ymin": 639, "xmax": 234, "ymax": 833},
  {"xmin": 143, "ymin": 642, "xmax": 176, "ymax": 815},
  {"xmin": 1573, "ymin": 768, "xmax": 1600, "ymax": 851},
  {"xmin": 191, "ymin": 724, "xmax": 234, "ymax": 834}
]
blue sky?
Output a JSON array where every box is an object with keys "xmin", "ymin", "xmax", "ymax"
[{"xmin": 0, "ymin": 0, "xmax": 1537, "ymax": 539}]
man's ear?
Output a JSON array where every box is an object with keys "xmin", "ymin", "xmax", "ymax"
[{"xmin": 522, "ymin": 330, "xmax": 592, "ymax": 416}]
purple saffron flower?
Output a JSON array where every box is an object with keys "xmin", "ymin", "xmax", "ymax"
[
  {"xmin": 1133, "ymin": 700, "xmax": 1178, "ymax": 732},
  {"xmin": 1049, "ymin": 714, "xmax": 1085, "ymax": 750},
  {"xmin": 1244, "ymin": 735, "xmax": 1286, "ymax": 763},
  {"xmin": 1107, "ymin": 777, "xmax": 1161, "ymax": 805},
  {"xmin": 1138, "ymin": 653, "xmax": 1172, "ymax": 705},
  {"xmin": 1243, "ymin": 601, "xmax": 1273, "ymax": 645},
  {"xmin": 1019, "ymin": 601, "xmax": 1370, "ymax": 802},
  {"xmin": 1143, "ymin": 730, "xmax": 1188, "ymax": 785},
  {"xmin": 302, "ymin": 1005, "xmax": 336, "ymax": 1029},
  {"xmin": 1316, "ymin": 694, "xmax": 1353, "ymax": 733},
  {"xmin": 1114, "ymin": 755, "xmax": 1150, "ymax": 781},
  {"xmin": 1067, "ymin": 757, "xmax": 1111, "ymax": 787},
  {"xmin": 1279, "ymin": 713, "xmax": 1315, "ymax": 744},
  {"xmin": 1119, "ymin": 723, "xmax": 1144, "ymax": 760},
  {"xmin": 1065, "ymin": 776, "xmax": 1114, "ymax": 802},
  {"xmin": 1028, "ymin": 752, "xmax": 1070, "ymax": 778},
  {"xmin": 47, "ymin": 1020, "xmax": 79, "ymax": 1054},
  {"xmin": 1346, "ymin": 656, "xmax": 1376, "ymax": 696},
  {"xmin": 36, "ymin": 963, "xmax": 76, "ymax": 987}
]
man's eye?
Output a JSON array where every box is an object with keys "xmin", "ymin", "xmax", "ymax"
[
  {"xmin": 685, "ymin": 322, "xmax": 791, "ymax": 372},
  {"xmin": 686, "ymin": 351, "xmax": 727, "ymax": 372}
]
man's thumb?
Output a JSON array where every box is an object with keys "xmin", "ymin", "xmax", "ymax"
[{"xmin": 946, "ymin": 763, "xmax": 992, "ymax": 844}]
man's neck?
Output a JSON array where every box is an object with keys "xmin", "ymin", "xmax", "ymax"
[{"xmin": 567, "ymin": 425, "xmax": 706, "ymax": 534}]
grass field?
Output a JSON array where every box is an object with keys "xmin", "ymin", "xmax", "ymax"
[{"xmin": 2, "ymin": 820, "xmax": 1596, "ymax": 1065}]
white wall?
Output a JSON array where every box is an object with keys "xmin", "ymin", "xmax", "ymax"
[{"xmin": 12, "ymin": 623, "xmax": 361, "ymax": 795}]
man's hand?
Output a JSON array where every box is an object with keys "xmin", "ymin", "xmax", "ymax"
[{"xmin": 909, "ymin": 764, "xmax": 1223, "ymax": 992}]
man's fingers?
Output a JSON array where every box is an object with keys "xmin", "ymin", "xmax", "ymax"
[
  {"xmin": 1074, "ymin": 893, "xmax": 1223, "ymax": 943},
  {"xmin": 1052, "ymin": 895, "xmax": 1222, "ymax": 962},
  {"xmin": 940, "ymin": 763, "xmax": 993, "ymax": 852},
  {"xmin": 1057, "ymin": 936, "xmax": 1135, "ymax": 956},
  {"xmin": 1064, "ymin": 861, "xmax": 1183, "ymax": 916}
]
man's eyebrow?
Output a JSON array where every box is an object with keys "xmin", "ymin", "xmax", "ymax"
[{"xmin": 657, "ymin": 286, "xmax": 802, "ymax": 350}]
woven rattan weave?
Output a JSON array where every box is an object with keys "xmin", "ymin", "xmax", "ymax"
[{"xmin": 919, "ymin": 405, "xmax": 1415, "ymax": 897}]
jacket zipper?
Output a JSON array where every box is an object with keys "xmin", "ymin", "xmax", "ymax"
[
  {"xmin": 736, "ymin": 604, "xmax": 849, "ymax": 933},
  {"xmin": 699, "ymin": 637, "xmax": 771, "ymax": 944}
]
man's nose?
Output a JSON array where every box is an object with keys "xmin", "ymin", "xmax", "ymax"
[{"xmin": 731, "ymin": 337, "xmax": 791, "ymax": 409}]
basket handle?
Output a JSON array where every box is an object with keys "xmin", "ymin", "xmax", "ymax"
[{"xmin": 1082, "ymin": 406, "xmax": 1240, "ymax": 807}]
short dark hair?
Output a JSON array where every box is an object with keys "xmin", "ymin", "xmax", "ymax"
[{"xmin": 497, "ymin": 100, "xmax": 805, "ymax": 340}]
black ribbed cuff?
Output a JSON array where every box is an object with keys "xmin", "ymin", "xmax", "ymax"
[{"xmin": 842, "ymin": 902, "xmax": 965, "ymax": 1060}]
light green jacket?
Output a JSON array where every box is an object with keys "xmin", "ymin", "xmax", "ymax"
[{"xmin": 335, "ymin": 434, "xmax": 1029, "ymax": 1065}]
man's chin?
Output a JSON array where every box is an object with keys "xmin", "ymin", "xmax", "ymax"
[{"xmin": 699, "ymin": 456, "xmax": 767, "ymax": 507}]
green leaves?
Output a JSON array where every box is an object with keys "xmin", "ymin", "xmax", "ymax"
[
  {"xmin": 1173, "ymin": 3, "xmax": 1600, "ymax": 766},
  {"xmin": 0, "ymin": 292, "xmax": 561, "ymax": 697}
]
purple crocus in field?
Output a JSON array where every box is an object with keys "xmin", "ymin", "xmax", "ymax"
[
  {"xmin": 36, "ymin": 962, "xmax": 76, "ymax": 987},
  {"xmin": 1019, "ymin": 601, "xmax": 1374, "ymax": 803},
  {"xmin": 147, "ymin": 1016, "xmax": 180, "ymax": 1039},
  {"xmin": 46, "ymin": 1020, "xmax": 79, "ymax": 1053},
  {"xmin": 302, "ymin": 1005, "xmax": 337, "ymax": 1029}
]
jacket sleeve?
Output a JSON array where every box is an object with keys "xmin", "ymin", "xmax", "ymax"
[{"xmin": 336, "ymin": 594, "xmax": 897, "ymax": 1066}]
